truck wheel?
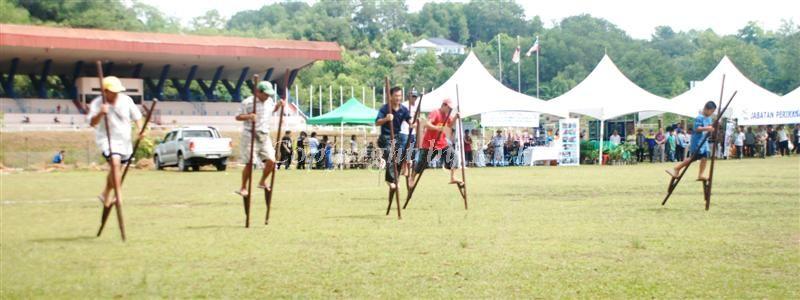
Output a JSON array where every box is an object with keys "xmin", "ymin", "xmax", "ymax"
[
  {"xmin": 154, "ymin": 155, "xmax": 164, "ymax": 170},
  {"xmin": 192, "ymin": 164, "xmax": 200, "ymax": 171},
  {"xmin": 215, "ymin": 158, "xmax": 227, "ymax": 171},
  {"xmin": 178, "ymin": 153, "xmax": 189, "ymax": 172}
]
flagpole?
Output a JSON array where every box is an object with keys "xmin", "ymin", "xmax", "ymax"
[
  {"xmin": 497, "ymin": 36, "xmax": 502, "ymax": 82},
  {"xmin": 536, "ymin": 35, "xmax": 540, "ymax": 99},
  {"xmin": 517, "ymin": 35, "xmax": 521, "ymax": 92}
]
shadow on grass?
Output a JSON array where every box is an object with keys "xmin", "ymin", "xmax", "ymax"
[
  {"xmin": 324, "ymin": 214, "xmax": 386, "ymax": 220},
  {"xmin": 29, "ymin": 235, "xmax": 96, "ymax": 243},
  {"xmin": 184, "ymin": 224, "xmax": 242, "ymax": 230}
]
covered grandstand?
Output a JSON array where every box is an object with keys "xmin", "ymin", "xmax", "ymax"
[{"xmin": 0, "ymin": 24, "xmax": 341, "ymax": 130}]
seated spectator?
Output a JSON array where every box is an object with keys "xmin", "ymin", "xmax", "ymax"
[{"xmin": 52, "ymin": 150, "xmax": 65, "ymax": 164}]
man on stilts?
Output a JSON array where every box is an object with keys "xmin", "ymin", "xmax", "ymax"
[
  {"xmin": 88, "ymin": 76, "xmax": 144, "ymax": 208},
  {"xmin": 235, "ymin": 81, "xmax": 284, "ymax": 196},
  {"xmin": 408, "ymin": 98, "xmax": 462, "ymax": 190},
  {"xmin": 375, "ymin": 86, "xmax": 411, "ymax": 192}
]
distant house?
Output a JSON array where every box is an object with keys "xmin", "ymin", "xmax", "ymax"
[{"xmin": 404, "ymin": 38, "xmax": 466, "ymax": 56}]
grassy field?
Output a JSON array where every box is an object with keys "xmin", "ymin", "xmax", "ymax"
[{"xmin": 1, "ymin": 157, "xmax": 798, "ymax": 298}]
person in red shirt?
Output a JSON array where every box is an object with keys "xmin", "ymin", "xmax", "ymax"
[{"xmin": 408, "ymin": 98, "xmax": 461, "ymax": 189}]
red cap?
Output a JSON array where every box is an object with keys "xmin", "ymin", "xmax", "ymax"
[{"xmin": 442, "ymin": 98, "xmax": 453, "ymax": 107}]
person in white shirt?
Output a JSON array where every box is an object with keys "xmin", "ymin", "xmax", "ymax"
[
  {"xmin": 609, "ymin": 130, "xmax": 622, "ymax": 146},
  {"xmin": 307, "ymin": 132, "xmax": 320, "ymax": 169},
  {"xmin": 87, "ymin": 76, "xmax": 144, "ymax": 207},
  {"xmin": 235, "ymin": 81, "xmax": 284, "ymax": 196},
  {"xmin": 734, "ymin": 126, "xmax": 745, "ymax": 159},
  {"xmin": 400, "ymin": 90, "xmax": 419, "ymax": 176}
]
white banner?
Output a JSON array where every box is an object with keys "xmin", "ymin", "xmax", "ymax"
[
  {"xmin": 736, "ymin": 104, "xmax": 800, "ymax": 126},
  {"xmin": 480, "ymin": 111, "xmax": 540, "ymax": 128}
]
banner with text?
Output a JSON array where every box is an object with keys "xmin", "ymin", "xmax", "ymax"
[{"xmin": 480, "ymin": 111, "xmax": 540, "ymax": 128}]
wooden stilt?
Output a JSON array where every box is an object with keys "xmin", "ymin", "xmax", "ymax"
[
  {"xmin": 660, "ymin": 75, "xmax": 736, "ymax": 210},
  {"xmin": 97, "ymin": 99, "xmax": 157, "ymax": 237}
]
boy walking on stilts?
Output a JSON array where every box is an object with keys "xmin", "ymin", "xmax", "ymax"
[
  {"xmin": 88, "ymin": 76, "xmax": 144, "ymax": 207},
  {"xmin": 666, "ymin": 101, "xmax": 717, "ymax": 181},
  {"xmin": 236, "ymin": 81, "xmax": 284, "ymax": 196}
]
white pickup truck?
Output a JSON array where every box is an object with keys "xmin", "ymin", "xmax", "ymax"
[{"xmin": 154, "ymin": 126, "xmax": 232, "ymax": 171}]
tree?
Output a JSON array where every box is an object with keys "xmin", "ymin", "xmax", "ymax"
[
  {"xmin": 191, "ymin": 9, "xmax": 226, "ymax": 33},
  {"xmin": 0, "ymin": 0, "xmax": 31, "ymax": 24}
]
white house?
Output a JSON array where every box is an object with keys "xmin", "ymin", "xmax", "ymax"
[{"xmin": 405, "ymin": 38, "xmax": 466, "ymax": 56}]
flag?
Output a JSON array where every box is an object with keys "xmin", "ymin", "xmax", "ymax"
[
  {"xmin": 525, "ymin": 37, "xmax": 540, "ymax": 57},
  {"xmin": 511, "ymin": 46, "xmax": 520, "ymax": 64}
]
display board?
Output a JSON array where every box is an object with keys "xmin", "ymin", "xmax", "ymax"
[{"xmin": 558, "ymin": 118, "xmax": 580, "ymax": 166}]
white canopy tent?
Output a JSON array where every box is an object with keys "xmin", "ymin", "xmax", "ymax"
[
  {"xmin": 418, "ymin": 51, "xmax": 568, "ymax": 119},
  {"xmin": 784, "ymin": 87, "xmax": 800, "ymax": 102},
  {"xmin": 640, "ymin": 56, "xmax": 783, "ymax": 122},
  {"xmin": 547, "ymin": 54, "xmax": 678, "ymax": 163}
]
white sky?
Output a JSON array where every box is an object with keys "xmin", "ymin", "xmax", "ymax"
[{"xmin": 139, "ymin": 0, "xmax": 798, "ymax": 40}]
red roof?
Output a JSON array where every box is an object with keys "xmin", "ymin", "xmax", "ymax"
[{"xmin": 0, "ymin": 24, "xmax": 341, "ymax": 61}]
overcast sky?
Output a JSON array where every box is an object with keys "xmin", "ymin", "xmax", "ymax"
[{"xmin": 139, "ymin": 0, "xmax": 797, "ymax": 40}]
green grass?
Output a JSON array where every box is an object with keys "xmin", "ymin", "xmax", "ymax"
[{"xmin": 2, "ymin": 157, "xmax": 799, "ymax": 298}]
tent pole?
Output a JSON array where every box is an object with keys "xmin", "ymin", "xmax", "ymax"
[
  {"xmin": 340, "ymin": 121, "xmax": 344, "ymax": 170},
  {"xmin": 309, "ymin": 85, "xmax": 314, "ymax": 118},
  {"xmin": 318, "ymin": 85, "xmax": 322, "ymax": 114},
  {"xmin": 372, "ymin": 86, "xmax": 376, "ymax": 109},
  {"xmin": 329, "ymin": 86, "xmax": 332, "ymax": 112}
]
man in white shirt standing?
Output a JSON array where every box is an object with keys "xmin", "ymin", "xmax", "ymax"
[
  {"xmin": 87, "ymin": 76, "xmax": 143, "ymax": 207},
  {"xmin": 400, "ymin": 90, "xmax": 419, "ymax": 177},
  {"xmin": 235, "ymin": 81, "xmax": 284, "ymax": 196},
  {"xmin": 609, "ymin": 130, "xmax": 622, "ymax": 146},
  {"xmin": 734, "ymin": 126, "xmax": 745, "ymax": 159}
]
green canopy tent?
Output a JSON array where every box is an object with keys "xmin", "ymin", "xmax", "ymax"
[
  {"xmin": 307, "ymin": 97, "xmax": 379, "ymax": 169},
  {"xmin": 307, "ymin": 97, "xmax": 379, "ymax": 125}
]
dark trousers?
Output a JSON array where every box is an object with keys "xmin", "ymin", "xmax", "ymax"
[
  {"xmin": 636, "ymin": 147, "xmax": 645, "ymax": 162},
  {"xmin": 676, "ymin": 145, "xmax": 685, "ymax": 161},
  {"xmin": 296, "ymin": 148, "xmax": 306, "ymax": 169},
  {"xmin": 379, "ymin": 135, "xmax": 402, "ymax": 184},
  {"xmin": 735, "ymin": 145, "xmax": 743, "ymax": 159},
  {"xmin": 778, "ymin": 141, "xmax": 790, "ymax": 156},
  {"xmin": 745, "ymin": 144, "xmax": 755, "ymax": 157},
  {"xmin": 648, "ymin": 145, "xmax": 655, "ymax": 162},
  {"xmin": 278, "ymin": 151, "xmax": 292, "ymax": 169},
  {"xmin": 767, "ymin": 140, "xmax": 776, "ymax": 156}
]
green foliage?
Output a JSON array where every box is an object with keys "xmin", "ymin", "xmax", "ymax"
[
  {"xmin": 1, "ymin": 0, "xmax": 798, "ymax": 101},
  {"xmin": 133, "ymin": 136, "xmax": 155, "ymax": 160}
]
